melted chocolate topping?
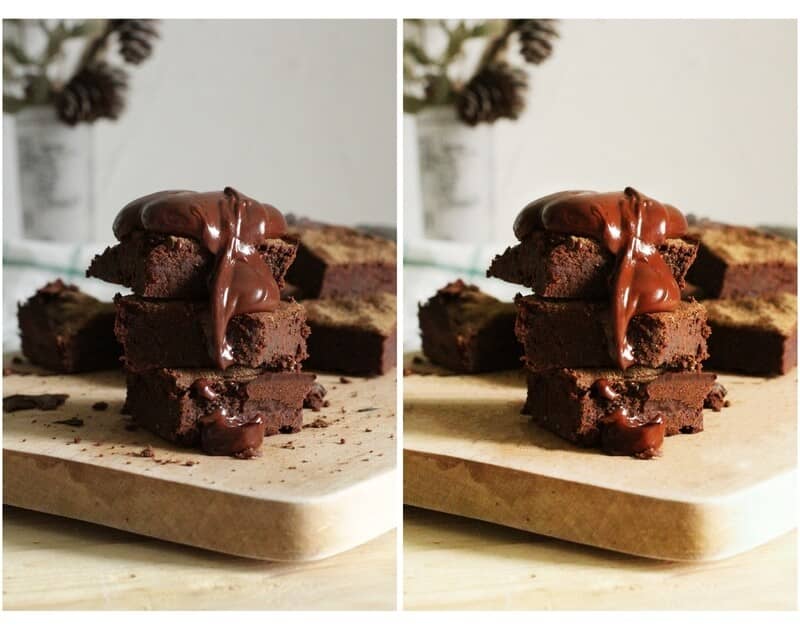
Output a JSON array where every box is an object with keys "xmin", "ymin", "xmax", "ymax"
[
  {"xmin": 113, "ymin": 188, "xmax": 287, "ymax": 368},
  {"xmin": 592, "ymin": 378, "xmax": 665, "ymax": 458},
  {"xmin": 599, "ymin": 410, "xmax": 665, "ymax": 458},
  {"xmin": 192, "ymin": 378, "xmax": 219, "ymax": 402},
  {"xmin": 198, "ymin": 409, "xmax": 266, "ymax": 456},
  {"xmin": 514, "ymin": 188, "xmax": 688, "ymax": 368}
]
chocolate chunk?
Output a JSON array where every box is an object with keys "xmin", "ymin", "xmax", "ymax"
[
  {"xmin": 4, "ymin": 393, "xmax": 69, "ymax": 412},
  {"xmin": 53, "ymin": 416, "xmax": 84, "ymax": 427}
]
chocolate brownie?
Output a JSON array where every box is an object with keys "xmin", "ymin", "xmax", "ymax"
[
  {"xmin": 488, "ymin": 232, "xmax": 698, "ymax": 298},
  {"xmin": 87, "ymin": 231, "xmax": 296, "ymax": 299},
  {"xmin": 125, "ymin": 367, "xmax": 314, "ymax": 449},
  {"xmin": 686, "ymin": 221, "xmax": 797, "ymax": 299},
  {"xmin": 418, "ymin": 280, "xmax": 522, "ymax": 373},
  {"xmin": 515, "ymin": 296, "xmax": 710, "ymax": 371},
  {"xmin": 702, "ymin": 293, "xmax": 797, "ymax": 375},
  {"xmin": 286, "ymin": 222, "xmax": 396, "ymax": 299},
  {"xmin": 114, "ymin": 295, "xmax": 309, "ymax": 373},
  {"xmin": 302, "ymin": 293, "xmax": 396, "ymax": 375},
  {"xmin": 17, "ymin": 280, "xmax": 122, "ymax": 373},
  {"xmin": 523, "ymin": 367, "xmax": 716, "ymax": 450}
]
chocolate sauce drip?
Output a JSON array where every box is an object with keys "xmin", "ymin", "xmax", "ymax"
[
  {"xmin": 198, "ymin": 409, "xmax": 265, "ymax": 456},
  {"xmin": 113, "ymin": 188, "xmax": 287, "ymax": 368},
  {"xmin": 599, "ymin": 410, "xmax": 665, "ymax": 458},
  {"xmin": 192, "ymin": 378, "xmax": 219, "ymax": 401},
  {"xmin": 592, "ymin": 378, "xmax": 620, "ymax": 401},
  {"xmin": 514, "ymin": 188, "xmax": 688, "ymax": 369},
  {"xmin": 591, "ymin": 378, "xmax": 665, "ymax": 458}
]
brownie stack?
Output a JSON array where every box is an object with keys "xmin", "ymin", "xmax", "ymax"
[
  {"xmin": 88, "ymin": 188, "xmax": 314, "ymax": 457},
  {"xmin": 284, "ymin": 219, "xmax": 398, "ymax": 376},
  {"xmin": 489, "ymin": 188, "xmax": 716, "ymax": 458}
]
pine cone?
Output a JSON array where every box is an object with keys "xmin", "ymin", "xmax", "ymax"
[
  {"xmin": 456, "ymin": 63, "xmax": 528, "ymax": 126},
  {"xmin": 112, "ymin": 19, "xmax": 159, "ymax": 65},
  {"xmin": 514, "ymin": 19, "xmax": 559, "ymax": 65},
  {"xmin": 55, "ymin": 62, "xmax": 128, "ymax": 126}
]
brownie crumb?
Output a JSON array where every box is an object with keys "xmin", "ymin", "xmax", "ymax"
[
  {"xmin": 339, "ymin": 377, "xmax": 352, "ymax": 384},
  {"xmin": 133, "ymin": 445, "xmax": 155, "ymax": 458},
  {"xmin": 303, "ymin": 382, "xmax": 329, "ymax": 411},
  {"xmin": 53, "ymin": 416, "xmax": 84, "ymax": 427},
  {"xmin": 403, "ymin": 368, "xmax": 414, "ymax": 376},
  {"xmin": 303, "ymin": 418, "xmax": 331, "ymax": 429},
  {"xmin": 183, "ymin": 460, "xmax": 198, "ymax": 466},
  {"xmin": 92, "ymin": 401, "xmax": 109, "ymax": 411},
  {"xmin": 233, "ymin": 447, "xmax": 262, "ymax": 460},
  {"xmin": 364, "ymin": 428, "xmax": 373, "ymax": 432},
  {"xmin": 704, "ymin": 382, "xmax": 730, "ymax": 412},
  {"xmin": 339, "ymin": 438, "xmax": 346, "ymax": 444},
  {"xmin": 357, "ymin": 407, "xmax": 378, "ymax": 413},
  {"xmin": 3, "ymin": 393, "xmax": 68, "ymax": 412},
  {"xmin": 72, "ymin": 436, "xmax": 81, "ymax": 444}
]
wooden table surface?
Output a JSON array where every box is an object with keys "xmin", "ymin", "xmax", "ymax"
[
  {"xmin": 3, "ymin": 506, "xmax": 396, "ymax": 610},
  {"xmin": 403, "ymin": 507, "xmax": 797, "ymax": 610}
]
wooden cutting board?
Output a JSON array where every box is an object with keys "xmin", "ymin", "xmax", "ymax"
[
  {"xmin": 3, "ymin": 358, "xmax": 396, "ymax": 562},
  {"xmin": 404, "ymin": 355, "xmax": 797, "ymax": 562}
]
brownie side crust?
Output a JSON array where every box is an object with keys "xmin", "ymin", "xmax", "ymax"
[
  {"xmin": 18, "ymin": 279, "xmax": 122, "ymax": 373},
  {"xmin": 87, "ymin": 231, "xmax": 297, "ymax": 299},
  {"xmin": 418, "ymin": 279, "xmax": 522, "ymax": 373},
  {"xmin": 702, "ymin": 293, "xmax": 797, "ymax": 375},
  {"xmin": 488, "ymin": 232, "xmax": 698, "ymax": 298},
  {"xmin": 523, "ymin": 367, "xmax": 716, "ymax": 447},
  {"xmin": 302, "ymin": 293, "xmax": 397, "ymax": 375},
  {"xmin": 515, "ymin": 296, "xmax": 710, "ymax": 371},
  {"xmin": 686, "ymin": 222, "xmax": 797, "ymax": 299},
  {"xmin": 286, "ymin": 224, "xmax": 396, "ymax": 299},
  {"xmin": 125, "ymin": 367, "xmax": 314, "ymax": 446},
  {"xmin": 114, "ymin": 295, "xmax": 309, "ymax": 372}
]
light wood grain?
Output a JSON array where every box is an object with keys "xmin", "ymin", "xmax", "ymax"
[
  {"xmin": 403, "ymin": 507, "xmax": 796, "ymax": 610},
  {"xmin": 3, "ymin": 362, "xmax": 397, "ymax": 561},
  {"xmin": 4, "ymin": 506, "xmax": 396, "ymax": 610},
  {"xmin": 404, "ymin": 356, "xmax": 797, "ymax": 561}
]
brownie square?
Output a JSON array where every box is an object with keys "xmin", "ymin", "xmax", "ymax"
[
  {"xmin": 702, "ymin": 293, "xmax": 797, "ymax": 375},
  {"xmin": 686, "ymin": 221, "xmax": 797, "ymax": 299},
  {"xmin": 286, "ymin": 222, "xmax": 396, "ymax": 299},
  {"xmin": 488, "ymin": 232, "xmax": 698, "ymax": 298},
  {"xmin": 514, "ymin": 296, "xmax": 710, "ymax": 371},
  {"xmin": 125, "ymin": 367, "xmax": 314, "ymax": 447},
  {"xmin": 114, "ymin": 295, "xmax": 309, "ymax": 372},
  {"xmin": 418, "ymin": 280, "xmax": 522, "ymax": 373},
  {"xmin": 302, "ymin": 293, "xmax": 396, "ymax": 375},
  {"xmin": 87, "ymin": 231, "xmax": 297, "ymax": 299},
  {"xmin": 17, "ymin": 279, "xmax": 121, "ymax": 373},
  {"xmin": 524, "ymin": 367, "xmax": 716, "ymax": 447}
]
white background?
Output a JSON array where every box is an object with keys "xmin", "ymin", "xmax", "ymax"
[
  {"xmin": 90, "ymin": 19, "xmax": 396, "ymax": 241},
  {"xmin": 408, "ymin": 19, "xmax": 797, "ymax": 244}
]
